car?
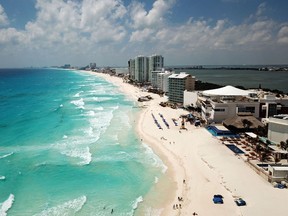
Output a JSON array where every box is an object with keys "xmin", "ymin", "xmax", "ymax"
[
  {"xmin": 235, "ymin": 198, "xmax": 246, "ymax": 206},
  {"xmin": 213, "ymin": 194, "xmax": 223, "ymax": 204}
]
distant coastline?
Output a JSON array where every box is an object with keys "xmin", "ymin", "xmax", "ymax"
[{"xmin": 169, "ymin": 65, "xmax": 288, "ymax": 71}]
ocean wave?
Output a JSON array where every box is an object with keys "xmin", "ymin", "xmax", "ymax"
[
  {"xmin": 82, "ymin": 108, "xmax": 104, "ymax": 117},
  {"xmin": 0, "ymin": 194, "xmax": 15, "ymax": 216},
  {"xmin": 86, "ymin": 110, "xmax": 95, "ymax": 116},
  {"xmin": 0, "ymin": 152, "xmax": 14, "ymax": 159},
  {"xmin": 141, "ymin": 143, "xmax": 167, "ymax": 173},
  {"xmin": 61, "ymin": 147, "xmax": 92, "ymax": 165},
  {"xmin": 0, "ymin": 176, "xmax": 6, "ymax": 180},
  {"xmin": 94, "ymin": 107, "xmax": 104, "ymax": 111},
  {"xmin": 132, "ymin": 196, "xmax": 143, "ymax": 210},
  {"xmin": 115, "ymin": 111, "xmax": 132, "ymax": 129},
  {"xmin": 33, "ymin": 195, "xmax": 86, "ymax": 216},
  {"xmin": 70, "ymin": 98, "xmax": 85, "ymax": 109},
  {"xmin": 88, "ymin": 96, "xmax": 116, "ymax": 102},
  {"xmin": 93, "ymin": 150, "xmax": 135, "ymax": 163},
  {"xmin": 84, "ymin": 127, "xmax": 94, "ymax": 136},
  {"xmin": 88, "ymin": 110, "xmax": 114, "ymax": 132},
  {"xmin": 53, "ymin": 104, "xmax": 64, "ymax": 112},
  {"xmin": 154, "ymin": 177, "xmax": 159, "ymax": 184},
  {"xmin": 73, "ymin": 91, "xmax": 83, "ymax": 97},
  {"xmin": 110, "ymin": 105, "xmax": 119, "ymax": 110}
]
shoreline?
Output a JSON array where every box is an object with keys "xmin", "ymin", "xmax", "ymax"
[{"xmin": 85, "ymin": 70, "xmax": 288, "ymax": 216}]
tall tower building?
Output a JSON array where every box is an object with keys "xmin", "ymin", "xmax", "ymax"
[
  {"xmin": 128, "ymin": 59, "xmax": 135, "ymax": 80},
  {"xmin": 128, "ymin": 54, "xmax": 164, "ymax": 83},
  {"xmin": 135, "ymin": 56, "xmax": 149, "ymax": 83},
  {"xmin": 149, "ymin": 55, "xmax": 164, "ymax": 82}
]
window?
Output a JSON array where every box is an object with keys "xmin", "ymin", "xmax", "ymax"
[{"xmin": 214, "ymin": 108, "xmax": 225, "ymax": 112}]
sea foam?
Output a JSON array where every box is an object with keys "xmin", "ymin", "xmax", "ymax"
[
  {"xmin": 33, "ymin": 196, "xmax": 86, "ymax": 216},
  {"xmin": 0, "ymin": 194, "xmax": 15, "ymax": 216},
  {"xmin": 132, "ymin": 196, "xmax": 143, "ymax": 210},
  {"xmin": 61, "ymin": 146, "xmax": 92, "ymax": 165},
  {"xmin": 142, "ymin": 143, "xmax": 167, "ymax": 173},
  {"xmin": 70, "ymin": 98, "xmax": 85, "ymax": 109},
  {"xmin": 0, "ymin": 152, "xmax": 14, "ymax": 159},
  {"xmin": 74, "ymin": 91, "xmax": 83, "ymax": 97}
]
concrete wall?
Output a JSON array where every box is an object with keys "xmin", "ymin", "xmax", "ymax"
[
  {"xmin": 183, "ymin": 91, "xmax": 198, "ymax": 106},
  {"xmin": 268, "ymin": 118, "xmax": 288, "ymax": 143}
]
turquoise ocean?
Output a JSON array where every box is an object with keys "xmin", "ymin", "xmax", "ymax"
[{"xmin": 0, "ymin": 69, "xmax": 167, "ymax": 216}]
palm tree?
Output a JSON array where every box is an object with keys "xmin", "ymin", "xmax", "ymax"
[
  {"xmin": 273, "ymin": 154, "xmax": 281, "ymax": 164},
  {"xmin": 255, "ymin": 143, "xmax": 262, "ymax": 154},
  {"xmin": 260, "ymin": 146, "xmax": 271, "ymax": 162},
  {"xmin": 260, "ymin": 151, "xmax": 269, "ymax": 162},
  {"xmin": 280, "ymin": 141, "xmax": 286, "ymax": 150}
]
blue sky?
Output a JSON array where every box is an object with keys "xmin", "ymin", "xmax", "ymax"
[{"xmin": 0, "ymin": 0, "xmax": 288, "ymax": 67}]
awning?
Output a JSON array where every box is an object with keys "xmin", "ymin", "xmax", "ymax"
[
  {"xmin": 245, "ymin": 132, "xmax": 257, "ymax": 139},
  {"xmin": 202, "ymin": 85, "xmax": 252, "ymax": 96}
]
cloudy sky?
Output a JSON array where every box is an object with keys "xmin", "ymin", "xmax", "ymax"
[{"xmin": 0, "ymin": 0, "xmax": 288, "ymax": 67}]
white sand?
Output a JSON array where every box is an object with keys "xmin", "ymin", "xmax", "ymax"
[{"xmin": 88, "ymin": 71, "xmax": 288, "ymax": 216}]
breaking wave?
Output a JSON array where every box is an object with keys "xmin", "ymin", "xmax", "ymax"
[
  {"xmin": 70, "ymin": 98, "xmax": 85, "ymax": 109},
  {"xmin": 132, "ymin": 196, "xmax": 143, "ymax": 210},
  {"xmin": 0, "ymin": 194, "xmax": 14, "ymax": 216},
  {"xmin": 0, "ymin": 152, "xmax": 14, "ymax": 159},
  {"xmin": 33, "ymin": 196, "xmax": 87, "ymax": 216}
]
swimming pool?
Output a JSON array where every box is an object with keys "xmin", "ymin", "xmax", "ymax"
[
  {"xmin": 226, "ymin": 144, "xmax": 245, "ymax": 154},
  {"xmin": 206, "ymin": 125, "xmax": 240, "ymax": 137}
]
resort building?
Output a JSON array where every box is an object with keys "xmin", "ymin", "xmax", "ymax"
[
  {"xmin": 259, "ymin": 94, "xmax": 288, "ymax": 119},
  {"xmin": 151, "ymin": 70, "xmax": 163, "ymax": 88},
  {"xmin": 268, "ymin": 164, "xmax": 288, "ymax": 183},
  {"xmin": 149, "ymin": 55, "xmax": 164, "ymax": 82},
  {"xmin": 198, "ymin": 85, "xmax": 260, "ymax": 123},
  {"xmin": 267, "ymin": 115, "xmax": 288, "ymax": 144},
  {"xmin": 135, "ymin": 56, "xmax": 149, "ymax": 83},
  {"xmin": 168, "ymin": 72, "xmax": 195, "ymax": 104},
  {"xmin": 157, "ymin": 71, "xmax": 174, "ymax": 93},
  {"xmin": 151, "ymin": 70, "xmax": 174, "ymax": 93},
  {"xmin": 128, "ymin": 59, "xmax": 135, "ymax": 80},
  {"xmin": 183, "ymin": 90, "xmax": 198, "ymax": 107},
  {"xmin": 128, "ymin": 54, "xmax": 164, "ymax": 83},
  {"xmin": 89, "ymin": 62, "xmax": 97, "ymax": 69}
]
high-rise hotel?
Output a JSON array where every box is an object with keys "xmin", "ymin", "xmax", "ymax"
[{"xmin": 128, "ymin": 54, "xmax": 164, "ymax": 83}]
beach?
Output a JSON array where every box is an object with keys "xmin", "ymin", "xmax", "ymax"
[{"xmin": 93, "ymin": 71, "xmax": 288, "ymax": 216}]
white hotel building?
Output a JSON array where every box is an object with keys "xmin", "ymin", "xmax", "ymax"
[
  {"xmin": 128, "ymin": 54, "xmax": 164, "ymax": 83},
  {"xmin": 151, "ymin": 70, "xmax": 173, "ymax": 93},
  {"xmin": 168, "ymin": 72, "xmax": 195, "ymax": 104},
  {"xmin": 268, "ymin": 115, "xmax": 288, "ymax": 144},
  {"xmin": 197, "ymin": 85, "xmax": 288, "ymax": 124},
  {"xmin": 198, "ymin": 86, "xmax": 260, "ymax": 123}
]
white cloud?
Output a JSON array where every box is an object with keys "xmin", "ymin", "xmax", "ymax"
[
  {"xmin": 0, "ymin": 0, "xmax": 127, "ymax": 47},
  {"xmin": 129, "ymin": 0, "xmax": 175, "ymax": 29},
  {"xmin": 277, "ymin": 26, "xmax": 288, "ymax": 44},
  {"xmin": 130, "ymin": 28, "xmax": 155, "ymax": 42},
  {"xmin": 128, "ymin": 0, "xmax": 175, "ymax": 42},
  {"xmin": 0, "ymin": 4, "xmax": 9, "ymax": 26},
  {"xmin": 256, "ymin": 2, "xmax": 266, "ymax": 17},
  {"xmin": 0, "ymin": 28, "xmax": 24, "ymax": 44},
  {"xmin": 0, "ymin": 1, "xmax": 288, "ymax": 67}
]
